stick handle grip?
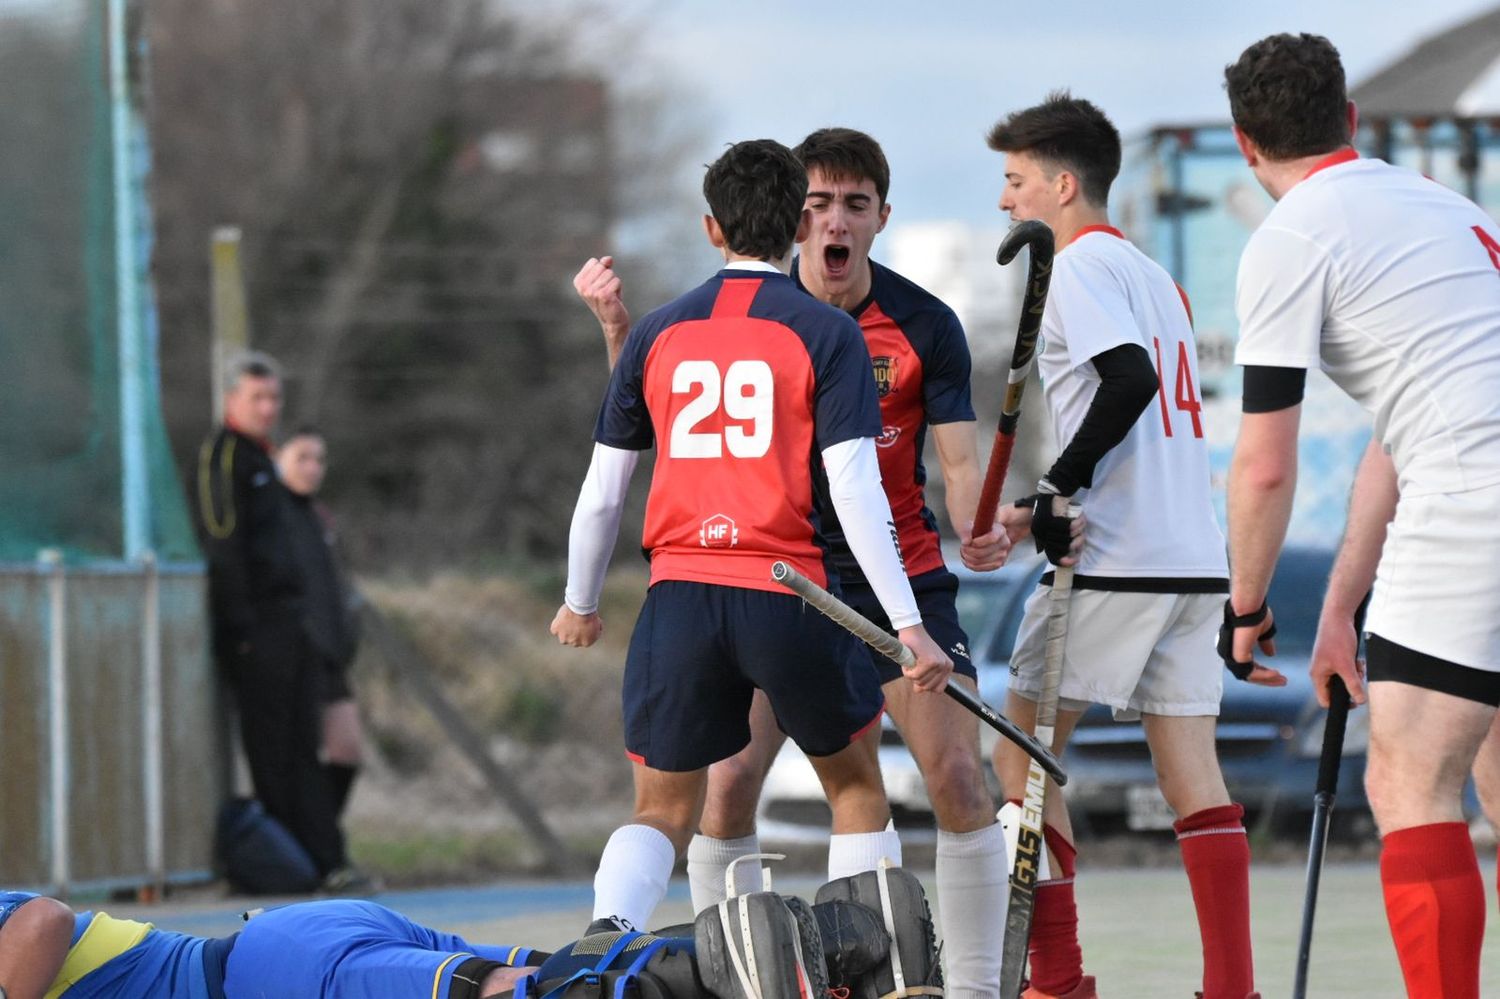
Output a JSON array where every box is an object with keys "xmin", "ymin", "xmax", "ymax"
[
  {"xmin": 973, "ymin": 431, "xmax": 1015, "ymax": 537},
  {"xmin": 772, "ymin": 561, "xmax": 913, "ymax": 666},
  {"xmin": 770, "ymin": 561, "xmax": 1067, "ymax": 785},
  {"xmin": 1316, "ymin": 678, "xmax": 1351, "ymax": 795}
]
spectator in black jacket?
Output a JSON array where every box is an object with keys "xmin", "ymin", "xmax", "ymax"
[
  {"xmin": 194, "ymin": 351, "xmax": 367, "ymax": 893},
  {"xmin": 276, "ymin": 426, "xmax": 366, "ymax": 822}
]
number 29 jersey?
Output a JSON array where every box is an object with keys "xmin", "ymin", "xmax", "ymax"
[
  {"xmin": 595, "ymin": 266, "xmax": 882, "ymax": 592},
  {"xmin": 1038, "ymin": 227, "xmax": 1227, "ymax": 582}
]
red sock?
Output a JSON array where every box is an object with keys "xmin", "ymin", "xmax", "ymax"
[
  {"xmin": 1175, "ymin": 803, "xmax": 1253, "ymax": 999},
  {"xmin": 1027, "ymin": 823, "xmax": 1082, "ymax": 995},
  {"xmin": 1381, "ymin": 823, "xmax": 1483, "ymax": 999}
]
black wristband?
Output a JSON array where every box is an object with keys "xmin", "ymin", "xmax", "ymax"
[
  {"xmin": 1216, "ymin": 599, "xmax": 1278, "ymax": 681},
  {"xmin": 1017, "ymin": 493, "xmax": 1074, "ymax": 565}
]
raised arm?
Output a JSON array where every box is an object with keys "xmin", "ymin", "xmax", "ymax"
[{"xmin": 573, "ymin": 256, "xmax": 631, "ymax": 370}]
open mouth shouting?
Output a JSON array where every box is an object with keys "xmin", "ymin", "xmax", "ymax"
[{"xmin": 823, "ymin": 242, "xmax": 852, "ymax": 281}]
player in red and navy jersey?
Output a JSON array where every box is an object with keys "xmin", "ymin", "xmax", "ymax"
[
  {"xmin": 988, "ymin": 96, "xmax": 1259, "ymax": 999},
  {"xmin": 576, "ymin": 128, "xmax": 1012, "ymax": 998},
  {"xmin": 552, "ymin": 138, "xmax": 952, "ymax": 933}
]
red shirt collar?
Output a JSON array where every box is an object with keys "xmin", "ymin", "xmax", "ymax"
[
  {"xmin": 1303, "ymin": 147, "xmax": 1358, "ymax": 180},
  {"xmin": 1067, "ymin": 224, "xmax": 1125, "ymax": 247}
]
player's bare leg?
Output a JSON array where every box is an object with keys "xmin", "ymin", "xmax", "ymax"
[
  {"xmin": 889, "ymin": 674, "xmax": 1007, "ymax": 999},
  {"xmin": 1469, "ymin": 713, "xmax": 1500, "ymax": 833},
  {"xmin": 995, "ymin": 690, "xmax": 1089, "ymax": 998},
  {"xmin": 689, "ymin": 691, "xmax": 788, "ymax": 911},
  {"xmin": 1142, "ymin": 713, "xmax": 1253, "ymax": 999},
  {"xmin": 807, "ymin": 733, "xmax": 901, "ymax": 880},
  {"xmin": 592, "ymin": 764, "xmax": 707, "ymax": 930},
  {"xmin": 1366, "ymin": 681, "xmax": 1491, "ymax": 998},
  {"xmin": 1470, "ymin": 715, "xmax": 1500, "ymax": 917}
]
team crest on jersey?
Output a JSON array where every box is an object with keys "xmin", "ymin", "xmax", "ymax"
[
  {"xmin": 875, "ymin": 426, "xmax": 901, "ymax": 448},
  {"xmin": 699, "ymin": 513, "xmax": 739, "ymax": 548},
  {"xmin": 871, "ymin": 356, "xmax": 898, "ymax": 397}
]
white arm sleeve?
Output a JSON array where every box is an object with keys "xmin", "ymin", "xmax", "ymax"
[
  {"xmin": 564, "ymin": 443, "xmax": 640, "ymax": 615},
  {"xmin": 822, "ymin": 437, "xmax": 921, "ymax": 630}
]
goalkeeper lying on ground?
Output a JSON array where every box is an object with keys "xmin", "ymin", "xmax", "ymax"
[{"xmin": 0, "ymin": 863, "xmax": 940, "ymax": 999}]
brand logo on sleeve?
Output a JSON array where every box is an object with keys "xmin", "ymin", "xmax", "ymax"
[
  {"xmin": 876, "ymin": 426, "xmax": 901, "ymax": 448},
  {"xmin": 699, "ymin": 514, "xmax": 739, "ymax": 548}
]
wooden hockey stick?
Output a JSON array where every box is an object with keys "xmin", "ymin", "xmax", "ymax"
[
  {"xmin": 769, "ymin": 561, "xmax": 1067, "ymax": 785},
  {"xmin": 973, "ymin": 220, "xmax": 1056, "ymax": 536},
  {"xmin": 999, "ymin": 513, "xmax": 1078, "ymax": 999}
]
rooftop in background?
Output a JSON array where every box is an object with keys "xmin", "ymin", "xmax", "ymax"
[{"xmin": 1352, "ymin": 2, "xmax": 1500, "ymax": 117}]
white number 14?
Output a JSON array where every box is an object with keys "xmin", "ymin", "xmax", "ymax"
[{"xmin": 670, "ymin": 359, "xmax": 774, "ymax": 458}]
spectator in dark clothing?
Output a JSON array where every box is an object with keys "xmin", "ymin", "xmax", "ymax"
[
  {"xmin": 276, "ymin": 426, "xmax": 366, "ymax": 822},
  {"xmin": 194, "ymin": 351, "xmax": 369, "ymax": 894}
]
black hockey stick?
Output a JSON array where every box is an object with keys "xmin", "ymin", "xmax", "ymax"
[
  {"xmin": 973, "ymin": 220, "xmax": 1055, "ymax": 535},
  {"xmin": 769, "ymin": 561, "xmax": 1067, "ymax": 785},
  {"xmin": 999, "ymin": 529, "xmax": 1076, "ymax": 999},
  {"xmin": 1292, "ymin": 596, "xmax": 1367, "ymax": 999}
]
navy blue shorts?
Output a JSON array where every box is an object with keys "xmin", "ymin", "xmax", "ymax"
[
  {"xmin": 623, "ymin": 581, "xmax": 886, "ymax": 772},
  {"xmin": 842, "ymin": 566, "xmax": 975, "ymax": 684}
]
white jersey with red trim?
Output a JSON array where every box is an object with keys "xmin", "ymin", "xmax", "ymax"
[
  {"xmin": 1234, "ymin": 152, "xmax": 1500, "ymax": 496},
  {"xmin": 1037, "ymin": 226, "xmax": 1227, "ymax": 579}
]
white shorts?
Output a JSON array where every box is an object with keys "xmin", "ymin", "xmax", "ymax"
[
  {"xmin": 1367, "ymin": 481, "xmax": 1500, "ymax": 672},
  {"xmin": 1008, "ymin": 587, "xmax": 1223, "ymax": 720}
]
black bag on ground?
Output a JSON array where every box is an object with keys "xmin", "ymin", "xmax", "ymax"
[
  {"xmin": 519, "ymin": 928, "xmax": 705, "ymax": 999},
  {"xmin": 814, "ymin": 864, "xmax": 943, "ymax": 999},
  {"xmin": 215, "ymin": 797, "xmax": 320, "ymax": 895}
]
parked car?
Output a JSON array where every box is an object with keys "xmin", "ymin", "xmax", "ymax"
[{"xmin": 757, "ymin": 547, "xmax": 1373, "ymax": 843}]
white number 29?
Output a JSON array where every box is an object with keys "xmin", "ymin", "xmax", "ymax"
[{"xmin": 670, "ymin": 359, "xmax": 773, "ymax": 458}]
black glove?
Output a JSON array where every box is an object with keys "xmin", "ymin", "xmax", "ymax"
[
  {"xmin": 1014, "ymin": 493, "xmax": 1074, "ymax": 566},
  {"xmin": 1216, "ymin": 599, "xmax": 1278, "ymax": 681}
]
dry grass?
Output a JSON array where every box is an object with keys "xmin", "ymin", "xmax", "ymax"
[{"xmin": 341, "ymin": 566, "xmax": 650, "ymax": 879}]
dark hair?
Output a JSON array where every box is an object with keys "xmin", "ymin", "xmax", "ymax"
[
  {"xmin": 1224, "ymin": 33, "xmax": 1349, "ymax": 160},
  {"xmin": 702, "ymin": 139, "xmax": 808, "ymax": 260},
  {"xmin": 794, "ymin": 128, "xmax": 891, "ymax": 204},
  {"xmin": 985, "ymin": 92, "xmax": 1121, "ymax": 207},
  {"xmin": 223, "ymin": 349, "xmax": 282, "ymax": 392}
]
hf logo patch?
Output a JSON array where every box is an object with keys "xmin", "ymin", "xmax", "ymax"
[
  {"xmin": 871, "ymin": 356, "xmax": 898, "ymax": 397},
  {"xmin": 876, "ymin": 426, "xmax": 902, "ymax": 448},
  {"xmin": 699, "ymin": 513, "xmax": 738, "ymax": 548}
]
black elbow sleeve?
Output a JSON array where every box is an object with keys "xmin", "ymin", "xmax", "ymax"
[{"xmin": 1044, "ymin": 344, "xmax": 1157, "ymax": 495}]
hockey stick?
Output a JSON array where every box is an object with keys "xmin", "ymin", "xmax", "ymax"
[
  {"xmin": 973, "ymin": 220, "xmax": 1056, "ymax": 536},
  {"xmin": 769, "ymin": 561, "xmax": 1067, "ymax": 785},
  {"xmin": 1292, "ymin": 596, "xmax": 1366, "ymax": 999},
  {"xmin": 999, "ymin": 522, "xmax": 1078, "ymax": 999}
]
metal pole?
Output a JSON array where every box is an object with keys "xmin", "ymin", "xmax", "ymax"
[
  {"xmin": 110, "ymin": 0, "xmax": 148, "ymax": 561},
  {"xmin": 141, "ymin": 552, "xmax": 166, "ymax": 895},
  {"xmin": 41, "ymin": 549, "xmax": 70, "ymax": 898},
  {"xmin": 211, "ymin": 227, "xmax": 250, "ymax": 423}
]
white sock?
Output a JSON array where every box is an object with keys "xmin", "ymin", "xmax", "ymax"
[
  {"xmin": 592, "ymin": 824, "xmax": 676, "ymax": 928},
  {"xmin": 936, "ymin": 822, "xmax": 1009, "ymax": 999},
  {"xmin": 827, "ymin": 826, "xmax": 903, "ymax": 881},
  {"xmin": 687, "ymin": 833, "xmax": 762, "ymax": 912}
]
